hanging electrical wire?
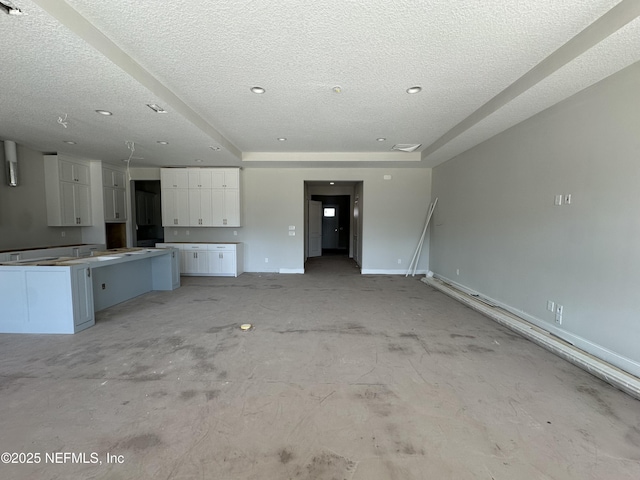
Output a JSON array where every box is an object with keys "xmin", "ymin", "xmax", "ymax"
[
  {"xmin": 57, "ymin": 113, "xmax": 69, "ymax": 128},
  {"xmin": 124, "ymin": 141, "xmax": 135, "ymax": 181}
]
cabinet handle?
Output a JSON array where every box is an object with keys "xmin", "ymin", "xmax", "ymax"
[{"xmin": 87, "ymin": 269, "xmax": 91, "ymax": 277}]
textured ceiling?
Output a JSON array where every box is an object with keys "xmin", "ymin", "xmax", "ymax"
[{"xmin": 0, "ymin": 0, "xmax": 638, "ymax": 169}]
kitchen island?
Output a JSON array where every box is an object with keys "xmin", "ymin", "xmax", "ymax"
[{"xmin": 0, "ymin": 247, "xmax": 180, "ymax": 334}]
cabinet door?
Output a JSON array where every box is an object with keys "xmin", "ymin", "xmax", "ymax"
[
  {"xmin": 60, "ymin": 182, "xmax": 77, "ymax": 225},
  {"xmin": 104, "ymin": 187, "xmax": 117, "ymax": 222},
  {"xmin": 112, "ymin": 170, "xmax": 125, "ymax": 188},
  {"xmin": 114, "ymin": 187, "xmax": 126, "ymax": 221},
  {"xmin": 162, "ymin": 188, "xmax": 189, "ymax": 226},
  {"xmin": 188, "ymin": 169, "xmax": 213, "ymax": 189},
  {"xmin": 207, "ymin": 250, "xmax": 236, "ymax": 276},
  {"xmin": 73, "ymin": 266, "xmax": 94, "ymax": 328},
  {"xmin": 219, "ymin": 251, "xmax": 236, "ymax": 275},
  {"xmin": 161, "ymin": 169, "xmax": 189, "ymax": 188},
  {"xmin": 183, "ymin": 250, "xmax": 208, "ymax": 274},
  {"xmin": 188, "ymin": 188, "xmax": 213, "ymax": 226},
  {"xmin": 222, "ymin": 169, "xmax": 239, "ymax": 189},
  {"xmin": 223, "ymin": 189, "xmax": 240, "ymax": 227},
  {"xmin": 75, "ymin": 184, "xmax": 92, "ymax": 225},
  {"xmin": 74, "ymin": 163, "xmax": 91, "ymax": 185}
]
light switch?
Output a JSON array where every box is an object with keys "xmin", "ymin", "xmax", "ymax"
[
  {"xmin": 554, "ymin": 195, "xmax": 563, "ymax": 206},
  {"xmin": 289, "ymin": 231, "xmax": 295, "ymax": 236},
  {"xmin": 289, "ymin": 225, "xmax": 295, "ymax": 230}
]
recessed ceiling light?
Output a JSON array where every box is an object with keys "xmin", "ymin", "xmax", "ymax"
[
  {"xmin": 194, "ymin": 159, "xmax": 203, "ymax": 163},
  {"xmin": 251, "ymin": 87, "xmax": 265, "ymax": 94},
  {"xmin": 277, "ymin": 137, "xmax": 287, "ymax": 141},
  {"xmin": 332, "ymin": 86, "xmax": 342, "ymax": 94},
  {"xmin": 209, "ymin": 145, "xmax": 221, "ymax": 151},
  {"xmin": 157, "ymin": 141, "xmax": 169, "ymax": 145},
  {"xmin": 406, "ymin": 86, "xmax": 422, "ymax": 94},
  {"xmin": 95, "ymin": 110, "xmax": 113, "ymax": 116},
  {"xmin": 147, "ymin": 103, "xmax": 168, "ymax": 114},
  {"xmin": 63, "ymin": 140, "xmax": 76, "ymax": 145},
  {"xmin": 377, "ymin": 138, "xmax": 386, "ymax": 142}
]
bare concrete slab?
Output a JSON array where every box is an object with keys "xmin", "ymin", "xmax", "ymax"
[{"xmin": 1, "ymin": 256, "xmax": 638, "ymax": 479}]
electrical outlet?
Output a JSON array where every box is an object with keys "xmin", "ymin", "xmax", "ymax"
[
  {"xmin": 555, "ymin": 314, "xmax": 562, "ymax": 325},
  {"xmin": 265, "ymin": 258, "xmax": 269, "ymax": 263},
  {"xmin": 173, "ymin": 230, "xmax": 178, "ymax": 236},
  {"xmin": 186, "ymin": 230, "xmax": 190, "ymax": 236},
  {"xmin": 233, "ymin": 231, "xmax": 238, "ymax": 236},
  {"xmin": 397, "ymin": 259, "xmax": 402, "ymax": 264},
  {"xmin": 456, "ymin": 269, "xmax": 460, "ymax": 276},
  {"xmin": 564, "ymin": 194, "xmax": 572, "ymax": 205},
  {"xmin": 101, "ymin": 283, "xmax": 106, "ymax": 290},
  {"xmin": 61, "ymin": 231, "xmax": 66, "ymax": 237},
  {"xmin": 547, "ymin": 300, "xmax": 555, "ymax": 312},
  {"xmin": 556, "ymin": 305, "xmax": 563, "ymax": 315}
]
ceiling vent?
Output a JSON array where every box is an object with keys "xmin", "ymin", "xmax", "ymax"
[
  {"xmin": 391, "ymin": 144, "xmax": 422, "ymax": 152},
  {"xmin": 4, "ymin": 140, "xmax": 18, "ymax": 187}
]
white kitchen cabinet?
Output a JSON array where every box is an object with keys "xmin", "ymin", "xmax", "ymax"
[
  {"xmin": 211, "ymin": 168, "xmax": 239, "ymax": 189},
  {"xmin": 103, "ymin": 166, "xmax": 127, "ymax": 223},
  {"xmin": 104, "ymin": 186, "xmax": 127, "ymax": 222},
  {"xmin": 161, "ymin": 187, "xmax": 190, "ymax": 226},
  {"xmin": 181, "ymin": 244, "xmax": 209, "ymax": 274},
  {"xmin": 212, "ymin": 188, "xmax": 240, "ymax": 227},
  {"xmin": 161, "ymin": 168, "xmax": 189, "ymax": 188},
  {"xmin": 208, "ymin": 244, "xmax": 237, "ymax": 276},
  {"xmin": 45, "ymin": 155, "xmax": 93, "ymax": 226},
  {"xmin": 188, "ymin": 168, "xmax": 213, "ymax": 189},
  {"xmin": 155, "ymin": 242, "xmax": 243, "ymax": 277},
  {"xmin": 103, "ymin": 167, "xmax": 126, "ymax": 188},
  {"xmin": 188, "ymin": 188, "xmax": 214, "ymax": 226},
  {"xmin": 160, "ymin": 167, "xmax": 241, "ymax": 227},
  {"xmin": 59, "ymin": 159, "xmax": 90, "ymax": 185}
]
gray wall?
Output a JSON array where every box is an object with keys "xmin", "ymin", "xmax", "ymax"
[
  {"xmin": 429, "ymin": 62, "xmax": 640, "ymax": 377},
  {"xmin": 162, "ymin": 167, "xmax": 432, "ymax": 274},
  {"xmin": 0, "ymin": 144, "xmax": 82, "ymax": 250}
]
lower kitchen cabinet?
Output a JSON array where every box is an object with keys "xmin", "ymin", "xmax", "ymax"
[{"xmin": 156, "ymin": 242, "xmax": 243, "ymax": 277}]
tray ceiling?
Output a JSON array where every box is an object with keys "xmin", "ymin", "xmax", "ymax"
[{"xmin": 0, "ymin": 0, "xmax": 638, "ymax": 168}]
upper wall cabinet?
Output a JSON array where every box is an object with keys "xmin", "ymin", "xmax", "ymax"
[
  {"xmin": 160, "ymin": 168, "xmax": 241, "ymax": 227},
  {"xmin": 44, "ymin": 155, "xmax": 93, "ymax": 226},
  {"xmin": 103, "ymin": 166, "xmax": 127, "ymax": 223}
]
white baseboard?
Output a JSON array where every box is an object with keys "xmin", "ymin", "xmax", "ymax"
[
  {"xmin": 279, "ymin": 268, "xmax": 304, "ymax": 274},
  {"xmin": 361, "ymin": 269, "xmax": 429, "ymax": 275},
  {"xmin": 423, "ymin": 275, "xmax": 640, "ymax": 400}
]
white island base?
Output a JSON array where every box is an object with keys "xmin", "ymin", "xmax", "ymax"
[{"xmin": 0, "ymin": 248, "xmax": 180, "ymax": 334}]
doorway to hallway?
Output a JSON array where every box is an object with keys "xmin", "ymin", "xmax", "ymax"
[{"xmin": 304, "ymin": 181, "xmax": 363, "ymax": 272}]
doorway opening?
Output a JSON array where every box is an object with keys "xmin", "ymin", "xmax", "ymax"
[
  {"xmin": 304, "ymin": 181, "xmax": 363, "ymax": 272},
  {"xmin": 313, "ymin": 195, "xmax": 350, "ymax": 256},
  {"xmin": 131, "ymin": 180, "xmax": 164, "ymax": 247}
]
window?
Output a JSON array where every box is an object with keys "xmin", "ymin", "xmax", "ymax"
[{"xmin": 323, "ymin": 207, "xmax": 336, "ymax": 217}]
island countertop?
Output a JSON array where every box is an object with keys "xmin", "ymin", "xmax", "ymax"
[{"xmin": 0, "ymin": 248, "xmax": 180, "ymax": 334}]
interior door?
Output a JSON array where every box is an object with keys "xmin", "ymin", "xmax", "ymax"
[
  {"xmin": 308, "ymin": 200, "xmax": 322, "ymax": 257},
  {"xmin": 322, "ymin": 205, "xmax": 339, "ymax": 249}
]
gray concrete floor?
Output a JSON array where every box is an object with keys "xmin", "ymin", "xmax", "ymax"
[{"xmin": 1, "ymin": 255, "xmax": 639, "ymax": 479}]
